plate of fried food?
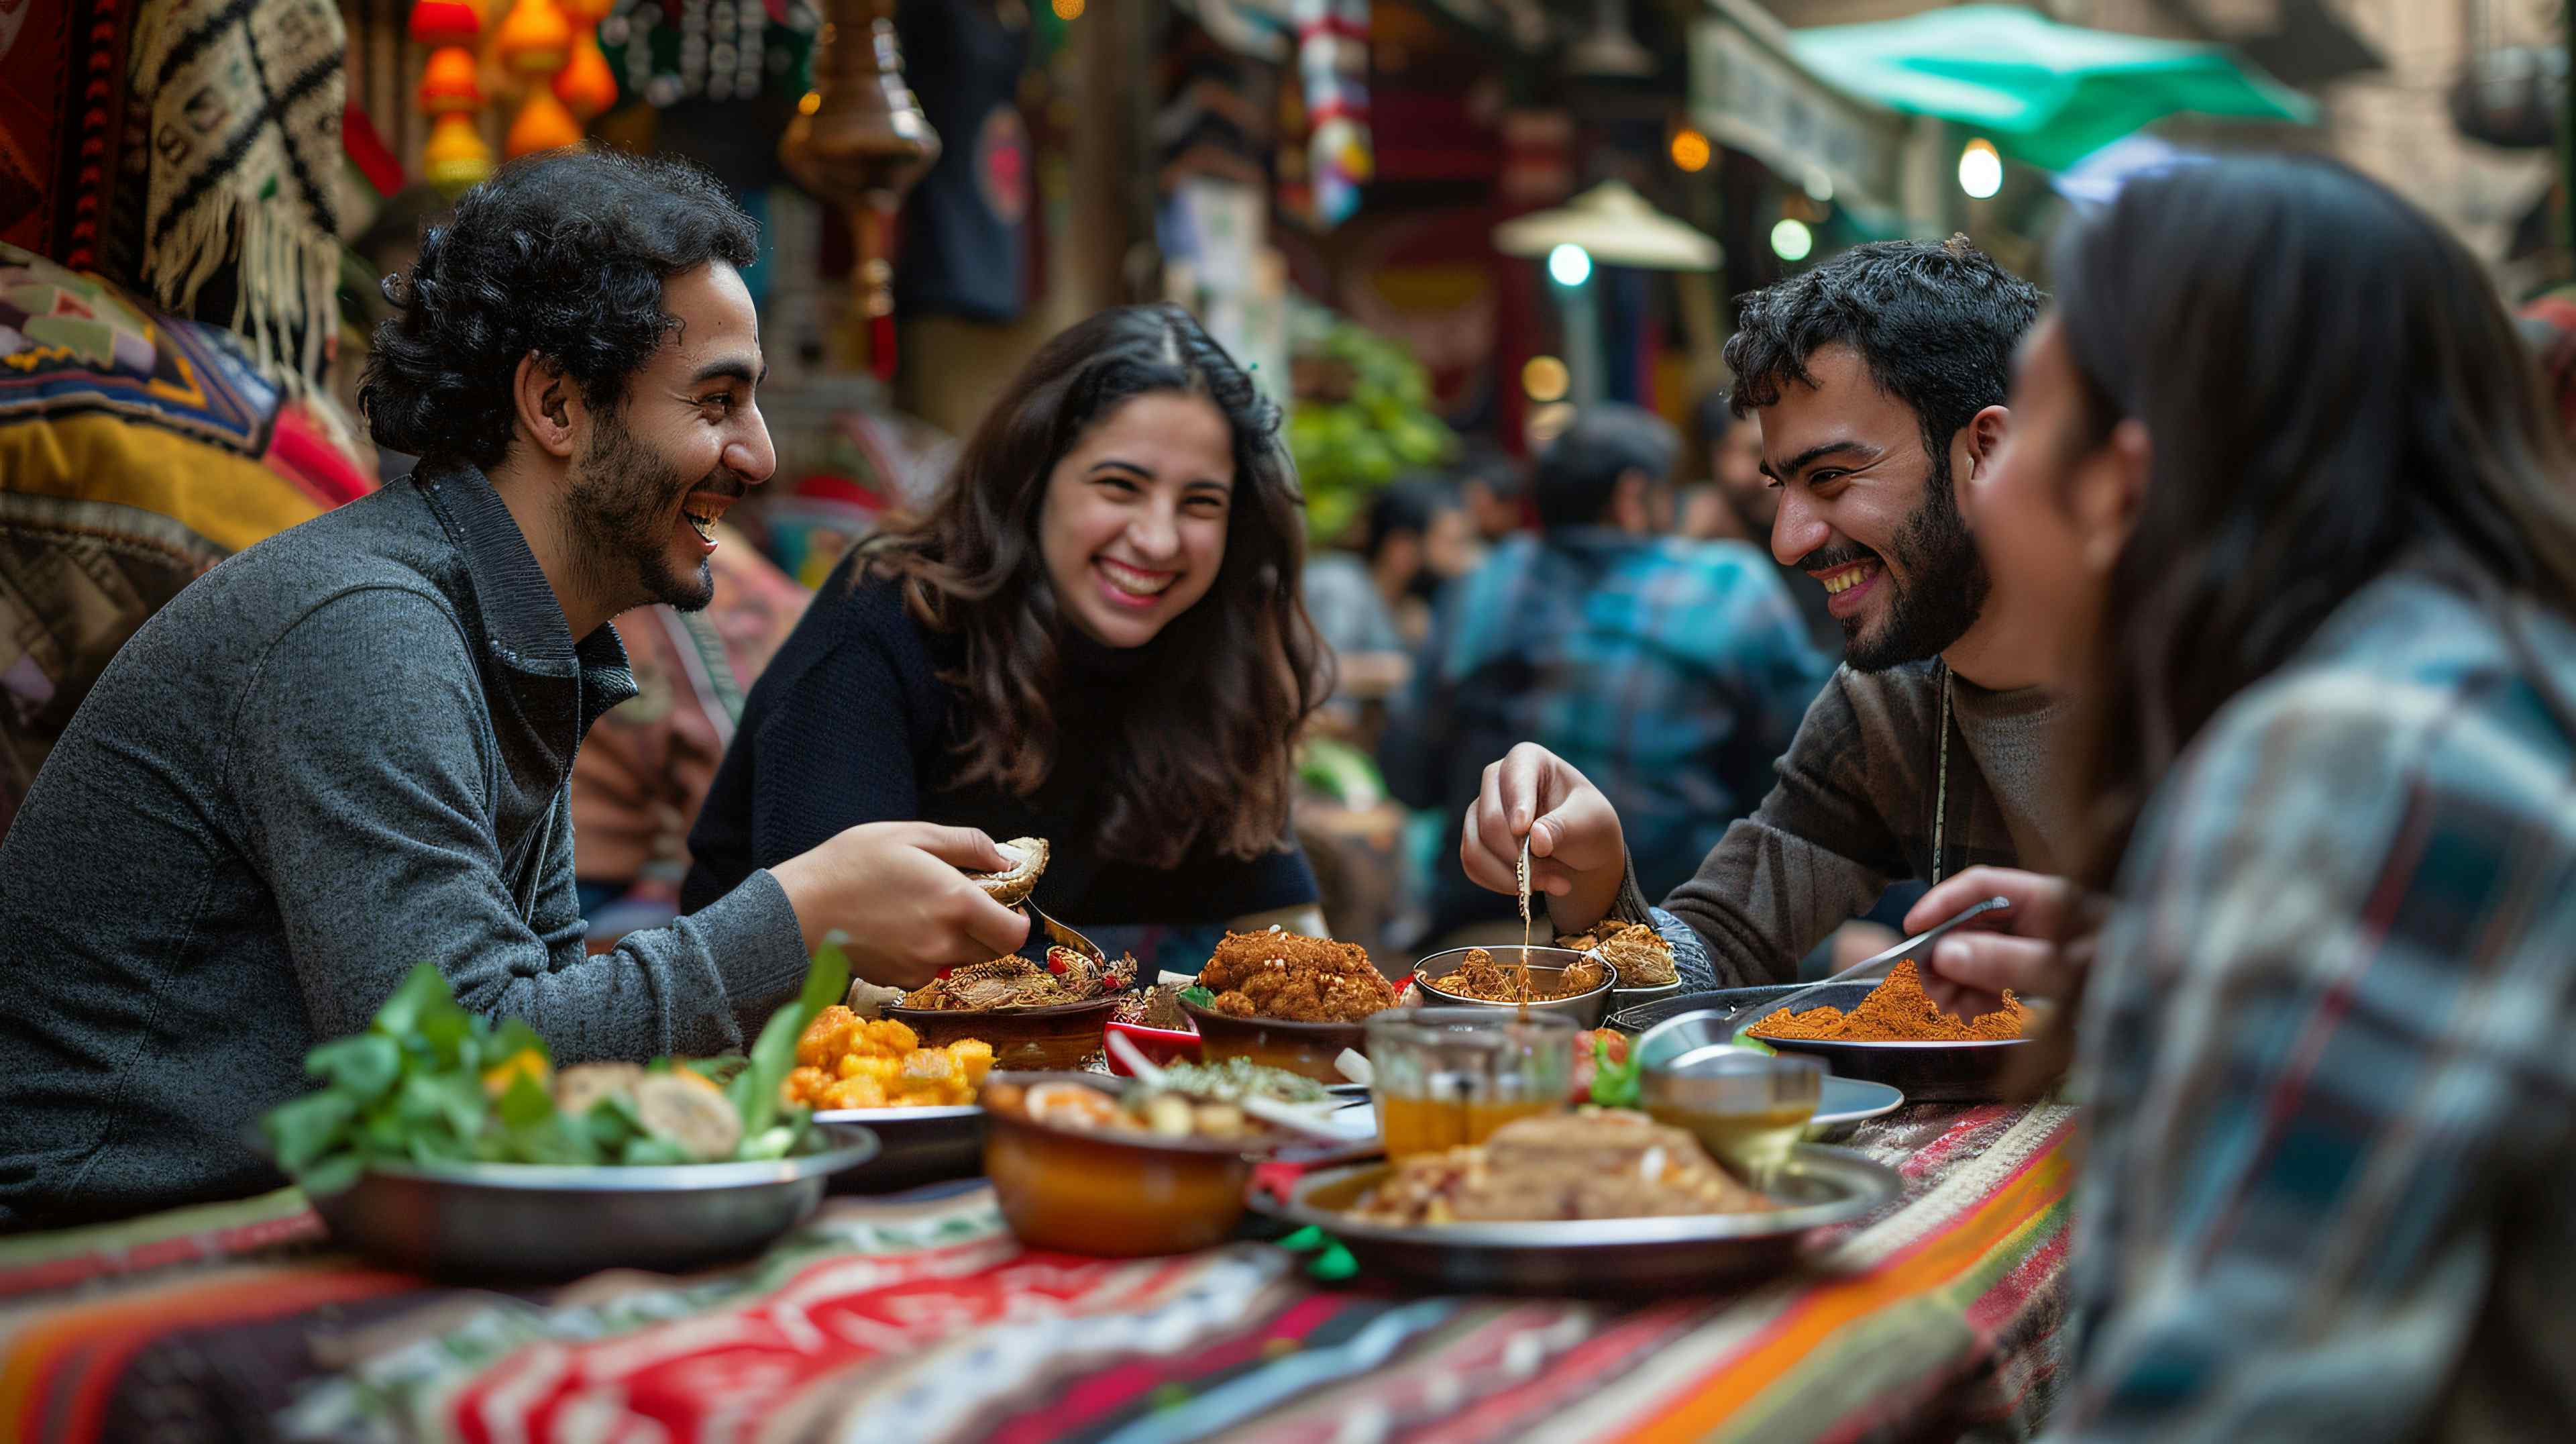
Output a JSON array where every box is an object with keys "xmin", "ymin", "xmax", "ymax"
[
  {"xmin": 879, "ymin": 837, "xmax": 1141, "ymax": 1071},
  {"xmin": 1256, "ymin": 1107, "xmax": 1897, "ymax": 1294},
  {"xmin": 1612, "ymin": 960, "xmax": 2033, "ymax": 1102},
  {"xmin": 1179, "ymin": 927, "xmax": 1404, "ymax": 1082},
  {"xmin": 794, "ymin": 1004, "xmax": 999, "ymax": 1187},
  {"xmin": 1556, "ymin": 921, "xmax": 1684, "ymax": 1004}
]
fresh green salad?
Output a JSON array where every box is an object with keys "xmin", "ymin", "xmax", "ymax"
[{"xmin": 260, "ymin": 938, "xmax": 852, "ymax": 1193}]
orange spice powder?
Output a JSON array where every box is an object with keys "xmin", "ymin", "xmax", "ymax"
[{"xmin": 1746, "ymin": 960, "xmax": 2025, "ymax": 1043}]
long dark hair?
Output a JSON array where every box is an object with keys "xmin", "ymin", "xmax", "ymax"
[
  {"xmin": 2051, "ymin": 154, "xmax": 2576, "ymax": 892},
  {"xmin": 862, "ymin": 303, "xmax": 1323, "ymax": 869},
  {"xmin": 1994, "ymin": 154, "xmax": 2576, "ymax": 1096}
]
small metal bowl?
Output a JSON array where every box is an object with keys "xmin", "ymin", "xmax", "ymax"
[
  {"xmin": 302, "ymin": 1123, "xmax": 880, "ymax": 1280},
  {"xmin": 1411, "ymin": 946, "xmax": 1619, "ymax": 1029}
]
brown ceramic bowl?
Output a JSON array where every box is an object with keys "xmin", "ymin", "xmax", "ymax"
[
  {"xmin": 980, "ymin": 1072, "xmax": 1262, "ymax": 1256},
  {"xmin": 1179, "ymin": 996, "xmax": 1387, "ymax": 1083},
  {"xmin": 885, "ymin": 994, "xmax": 1121, "ymax": 1072}
]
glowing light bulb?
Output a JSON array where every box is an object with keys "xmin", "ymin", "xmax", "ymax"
[
  {"xmin": 1521, "ymin": 356, "xmax": 1570, "ymax": 403},
  {"xmin": 1959, "ymin": 138, "xmax": 2003, "ymax": 200},
  {"xmin": 1548, "ymin": 243, "xmax": 1592, "ymax": 287},
  {"xmin": 1770, "ymin": 218, "xmax": 1813, "ymax": 262}
]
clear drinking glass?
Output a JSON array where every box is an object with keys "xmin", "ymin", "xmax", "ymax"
[{"xmin": 1365, "ymin": 1011, "xmax": 1580, "ymax": 1160}]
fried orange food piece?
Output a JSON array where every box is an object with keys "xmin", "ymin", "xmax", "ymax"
[
  {"xmin": 782, "ymin": 1012, "xmax": 989, "ymax": 1109},
  {"xmin": 1199, "ymin": 930, "xmax": 1397, "ymax": 1023}
]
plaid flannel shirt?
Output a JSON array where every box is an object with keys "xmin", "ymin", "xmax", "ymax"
[
  {"xmin": 2054, "ymin": 569, "xmax": 2576, "ymax": 1440},
  {"xmin": 1381, "ymin": 530, "xmax": 1832, "ymax": 936}
]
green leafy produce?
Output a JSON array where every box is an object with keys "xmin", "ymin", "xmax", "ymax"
[
  {"xmin": 1286, "ymin": 301, "xmax": 1456, "ymax": 545},
  {"xmin": 1179, "ymin": 984, "xmax": 1218, "ymax": 1009},
  {"xmin": 260, "ymin": 937, "xmax": 853, "ymax": 1192},
  {"xmin": 1590, "ymin": 1034, "xmax": 1644, "ymax": 1109}
]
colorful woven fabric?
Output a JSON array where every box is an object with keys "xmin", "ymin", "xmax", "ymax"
[
  {"xmin": 125, "ymin": 0, "xmax": 346, "ymax": 386},
  {"xmin": 0, "ymin": 242, "xmax": 372, "ymax": 830},
  {"xmin": 0, "ymin": 1102, "xmax": 2074, "ymax": 1442}
]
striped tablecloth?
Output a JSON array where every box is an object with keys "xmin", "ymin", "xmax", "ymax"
[{"xmin": 0, "ymin": 1102, "xmax": 2076, "ymax": 1443}]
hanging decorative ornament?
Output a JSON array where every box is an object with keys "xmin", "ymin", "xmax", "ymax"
[
  {"xmin": 411, "ymin": 0, "xmax": 494, "ymax": 192},
  {"xmin": 493, "ymin": 0, "xmax": 581, "ymax": 158},
  {"xmin": 552, "ymin": 0, "xmax": 619, "ymax": 119},
  {"xmin": 601, "ymin": 0, "xmax": 813, "ymax": 112},
  {"xmin": 780, "ymin": 0, "xmax": 940, "ymax": 378},
  {"xmin": 416, "ymin": 38, "xmax": 492, "ymax": 191},
  {"xmin": 1292, "ymin": 0, "xmax": 1371, "ymax": 228},
  {"xmin": 506, "ymin": 87, "xmax": 586, "ymax": 156},
  {"xmin": 554, "ymin": 32, "xmax": 619, "ymax": 119},
  {"xmin": 494, "ymin": 0, "xmax": 574, "ymax": 76},
  {"xmin": 423, "ymin": 112, "xmax": 496, "ymax": 190},
  {"xmin": 419, "ymin": 44, "xmax": 486, "ymax": 115},
  {"xmin": 409, "ymin": 0, "xmax": 486, "ymax": 48}
]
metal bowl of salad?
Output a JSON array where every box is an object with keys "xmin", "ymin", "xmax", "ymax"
[{"xmin": 260, "ymin": 946, "xmax": 890, "ymax": 1279}]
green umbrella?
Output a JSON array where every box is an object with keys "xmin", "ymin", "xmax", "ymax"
[{"xmin": 1788, "ymin": 4, "xmax": 2314, "ymax": 171}]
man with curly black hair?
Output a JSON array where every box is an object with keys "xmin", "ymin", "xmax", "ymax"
[
  {"xmin": 0, "ymin": 150, "xmax": 1030, "ymax": 1229},
  {"xmin": 1460, "ymin": 238, "xmax": 2080, "ymax": 990}
]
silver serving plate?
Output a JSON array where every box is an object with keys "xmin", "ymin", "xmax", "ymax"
[
  {"xmin": 305, "ymin": 1122, "xmax": 879, "ymax": 1279},
  {"xmin": 813, "ymin": 1102, "xmax": 985, "ymax": 1190},
  {"xmin": 1255, "ymin": 1143, "xmax": 1898, "ymax": 1294},
  {"xmin": 1410, "ymin": 946, "xmax": 1620, "ymax": 1028}
]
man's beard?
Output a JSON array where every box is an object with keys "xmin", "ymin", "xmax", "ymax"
[
  {"xmin": 564, "ymin": 412, "xmax": 720, "ymax": 617},
  {"xmin": 1807, "ymin": 451, "xmax": 1990, "ymax": 673}
]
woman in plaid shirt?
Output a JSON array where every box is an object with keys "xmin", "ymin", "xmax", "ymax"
[{"xmin": 1912, "ymin": 155, "xmax": 2576, "ymax": 1437}]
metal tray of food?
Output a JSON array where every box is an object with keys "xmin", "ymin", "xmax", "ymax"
[
  {"xmin": 1252, "ymin": 1143, "xmax": 1898, "ymax": 1295},
  {"xmin": 303, "ymin": 1122, "xmax": 881, "ymax": 1280},
  {"xmin": 813, "ymin": 1102, "xmax": 985, "ymax": 1191},
  {"xmin": 1613, "ymin": 983, "xmax": 2031, "ymax": 1103}
]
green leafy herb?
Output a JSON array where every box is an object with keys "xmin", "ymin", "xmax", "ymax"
[
  {"xmin": 1589, "ymin": 1035, "xmax": 1644, "ymax": 1109},
  {"xmin": 1179, "ymin": 985, "xmax": 1217, "ymax": 1009},
  {"xmin": 260, "ymin": 945, "xmax": 855, "ymax": 1189}
]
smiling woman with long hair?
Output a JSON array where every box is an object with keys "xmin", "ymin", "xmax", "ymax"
[
  {"xmin": 682, "ymin": 305, "xmax": 1328, "ymax": 960},
  {"xmin": 1907, "ymin": 154, "xmax": 2576, "ymax": 1437}
]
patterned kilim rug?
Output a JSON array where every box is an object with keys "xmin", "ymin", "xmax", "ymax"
[{"xmin": 123, "ymin": 0, "xmax": 345, "ymax": 388}]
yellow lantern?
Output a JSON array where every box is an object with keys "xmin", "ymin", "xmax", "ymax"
[{"xmin": 424, "ymin": 111, "xmax": 496, "ymax": 190}]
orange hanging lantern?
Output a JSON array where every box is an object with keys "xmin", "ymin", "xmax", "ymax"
[
  {"xmin": 505, "ymin": 89, "xmax": 584, "ymax": 158},
  {"xmin": 494, "ymin": 0, "xmax": 574, "ymax": 79},
  {"xmin": 424, "ymin": 111, "xmax": 496, "ymax": 189},
  {"xmin": 553, "ymin": 33, "xmax": 617, "ymax": 121},
  {"xmin": 418, "ymin": 46, "xmax": 485, "ymax": 115}
]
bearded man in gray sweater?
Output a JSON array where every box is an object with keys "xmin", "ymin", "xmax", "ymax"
[
  {"xmin": 0, "ymin": 151, "xmax": 1030, "ymax": 1230},
  {"xmin": 1466, "ymin": 237, "xmax": 2065, "ymax": 987}
]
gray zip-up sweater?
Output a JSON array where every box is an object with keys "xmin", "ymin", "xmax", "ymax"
[{"xmin": 0, "ymin": 464, "xmax": 808, "ymax": 1230}]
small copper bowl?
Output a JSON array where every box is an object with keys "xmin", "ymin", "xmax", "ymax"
[
  {"xmin": 981, "ymin": 1073, "xmax": 1258, "ymax": 1256},
  {"xmin": 885, "ymin": 994, "xmax": 1122, "ymax": 1072},
  {"xmin": 1179, "ymin": 996, "xmax": 1385, "ymax": 1083}
]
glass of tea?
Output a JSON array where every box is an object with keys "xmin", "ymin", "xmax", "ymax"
[
  {"xmin": 1640, "ymin": 1044, "xmax": 1824, "ymax": 1178},
  {"xmin": 1365, "ymin": 1011, "xmax": 1580, "ymax": 1159}
]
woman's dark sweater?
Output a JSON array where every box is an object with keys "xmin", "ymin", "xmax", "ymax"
[{"xmin": 681, "ymin": 555, "xmax": 1319, "ymax": 927}]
